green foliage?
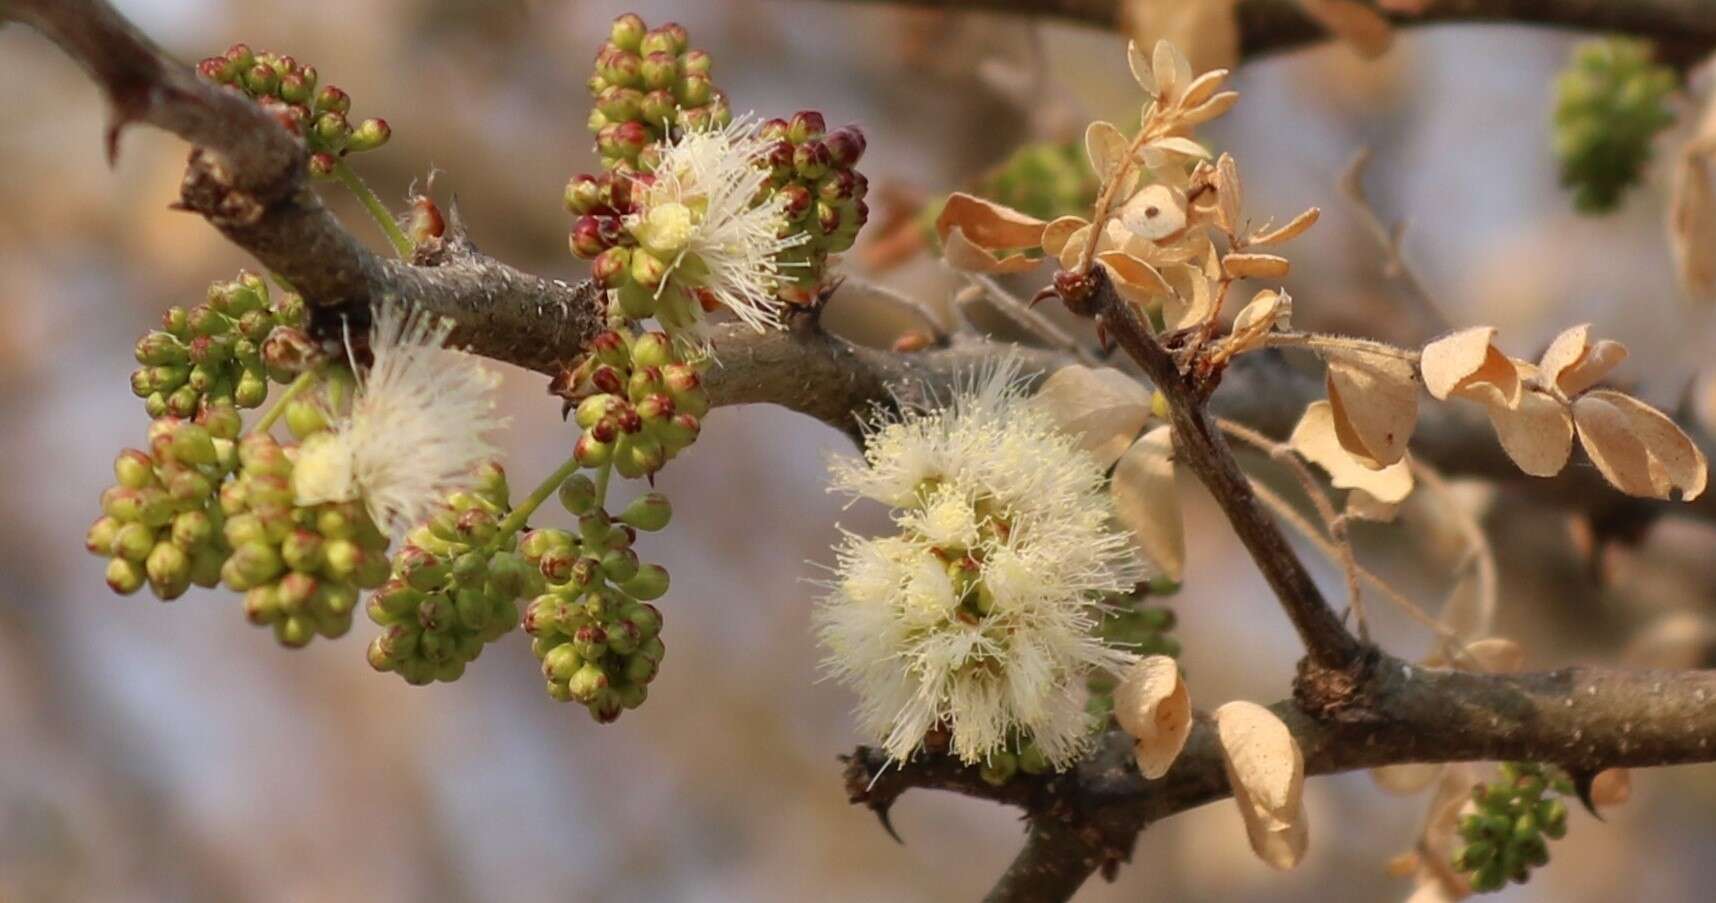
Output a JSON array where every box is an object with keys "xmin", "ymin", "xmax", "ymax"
[
  {"xmin": 1455, "ymin": 762, "xmax": 1572, "ymax": 892},
  {"xmin": 197, "ymin": 44, "xmax": 391, "ymax": 176},
  {"xmin": 1552, "ymin": 38, "xmax": 1678, "ymax": 214},
  {"xmin": 128, "ymin": 273, "xmax": 308, "ymax": 420}
]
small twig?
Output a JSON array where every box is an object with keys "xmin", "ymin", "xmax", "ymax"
[
  {"xmin": 1092, "ymin": 268, "xmax": 1365, "ymax": 671},
  {"xmin": 1410, "ymin": 458, "xmax": 1499, "ymax": 641},
  {"xmin": 1339, "ymin": 148, "xmax": 1455, "ymax": 335},
  {"xmin": 1259, "ymin": 330, "xmax": 1421, "ymax": 361},
  {"xmin": 1248, "ymin": 478, "xmax": 1465, "ymax": 660},
  {"xmin": 834, "ymin": 276, "xmax": 951, "ymax": 340},
  {"xmin": 1218, "ymin": 417, "xmax": 1369, "ymax": 640},
  {"xmin": 962, "ymin": 273, "xmax": 1098, "ymax": 363}
]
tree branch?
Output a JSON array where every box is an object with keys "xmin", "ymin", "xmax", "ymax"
[
  {"xmin": 822, "ymin": 0, "xmax": 1716, "ymax": 65},
  {"xmin": 848, "ymin": 657, "xmax": 1716, "ymax": 896},
  {"xmin": 13, "ymin": 3, "xmax": 1716, "ymax": 899},
  {"xmin": 1096, "ymin": 270, "xmax": 1365, "ymax": 671},
  {"xmin": 13, "ymin": 0, "xmax": 1713, "ymax": 521}
]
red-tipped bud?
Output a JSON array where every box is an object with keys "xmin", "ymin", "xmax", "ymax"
[
  {"xmin": 610, "ymin": 13, "xmax": 647, "ymax": 51},
  {"xmin": 591, "ymin": 246, "xmax": 632, "ymax": 288},
  {"xmin": 788, "ymin": 110, "xmax": 826, "ymax": 144},
  {"xmin": 825, "ymin": 126, "xmax": 866, "ymax": 167}
]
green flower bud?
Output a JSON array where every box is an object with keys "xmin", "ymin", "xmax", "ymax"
[
  {"xmin": 223, "ymin": 541, "xmax": 284, "ymax": 590},
  {"xmin": 106, "ymin": 556, "xmax": 146, "ymax": 595},
  {"xmin": 639, "ymin": 89, "xmax": 676, "ymax": 128},
  {"xmin": 622, "ymin": 651, "xmax": 659, "ymax": 685},
  {"xmin": 86, "ymin": 515, "xmax": 122, "ymax": 555},
  {"xmin": 113, "ymin": 450, "xmax": 157, "ymax": 489},
  {"xmin": 618, "ymin": 492, "xmax": 672, "ymax": 531},
  {"xmin": 1017, "ymin": 741, "xmax": 1050, "ymax": 775},
  {"xmin": 283, "ymin": 400, "xmax": 329, "ymax": 439},
  {"xmin": 520, "ymin": 528, "xmax": 574, "ymax": 561},
  {"xmin": 166, "ymin": 469, "xmax": 213, "ymax": 506},
  {"xmin": 280, "ymin": 528, "xmax": 325, "ymax": 572},
  {"xmin": 613, "ymin": 434, "xmax": 665, "ymax": 480},
  {"xmin": 621, "ymin": 563, "xmax": 669, "ymax": 601},
  {"xmin": 574, "ymin": 432, "xmax": 614, "ymax": 468},
  {"xmin": 113, "ymin": 521, "xmax": 157, "ymax": 562},
  {"xmin": 188, "ymin": 545, "xmax": 225, "ymax": 588},
  {"xmin": 568, "ymin": 662, "xmax": 609, "ymax": 703},
  {"xmin": 346, "ymin": 118, "xmax": 391, "ymax": 153},
  {"xmin": 628, "ymin": 246, "xmax": 670, "ymax": 290},
  {"xmin": 979, "ymin": 750, "xmax": 1018, "ymax": 786},
  {"xmin": 557, "ymin": 473, "xmax": 600, "ymax": 517},
  {"xmin": 135, "ymin": 332, "xmax": 188, "ymax": 366},
  {"xmin": 609, "ymin": 13, "xmax": 647, "ymax": 51},
  {"xmin": 542, "ymin": 642, "xmax": 583, "ymax": 682},
  {"xmin": 275, "ymin": 571, "xmax": 319, "ymax": 614},
  {"xmin": 274, "ymin": 614, "xmax": 315, "ymax": 648},
  {"xmin": 170, "ymin": 510, "xmax": 215, "ymax": 549},
  {"xmin": 624, "ymin": 602, "xmax": 663, "ymax": 639},
  {"xmin": 600, "ymin": 547, "xmax": 640, "ymax": 583}
]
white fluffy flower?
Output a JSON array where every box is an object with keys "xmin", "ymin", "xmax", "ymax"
[
  {"xmin": 292, "ymin": 303, "xmax": 506, "ymax": 533},
  {"xmin": 817, "ymin": 361, "xmax": 1144, "ymax": 768},
  {"xmin": 629, "ymin": 115, "xmax": 806, "ymax": 332}
]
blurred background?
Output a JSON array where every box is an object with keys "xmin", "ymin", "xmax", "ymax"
[{"xmin": 3, "ymin": 1, "xmax": 1716, "ymax": 900}]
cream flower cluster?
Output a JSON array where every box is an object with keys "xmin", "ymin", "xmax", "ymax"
[
  {"xmin": 292, "ymin": 302, "xmax": 507, "ymax": 534},
  {"xmin": 818, "ymin": 363, "xmax": 1144, "ymax": 768},
  {"xmin": 627, "ymin": 116, "xmax": 807, "ymax": 333}
]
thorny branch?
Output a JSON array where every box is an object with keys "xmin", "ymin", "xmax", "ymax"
[
  {"xmin": 8, "ymin": 1, "xmax": 1716, "ymax": 901},
  {"xmin": 827, "ymin": 0, "xmax": 1716, "ymax": 67},
  {"xmin": 1094, "ymin": 268, "xmax": 1367, "ymax": 672}
]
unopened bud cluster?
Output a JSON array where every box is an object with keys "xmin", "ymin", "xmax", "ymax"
[
  {"xmin": 130, "ymin": 273, "xmax": 310, "ymax": 420},
  {"xmin": 977, "ymin": 730, "xmax": 1057, "ymax": 787},
  {"xmin": 1454, "ymin": 762, "xmax": 1571, "ymax": 893},
  {"xmin": 86, "ymin": 417, "xmax": 240, "ymax": 600},
  {"xmin": 518, "ymin": 477, "xmax": 672, "ymax": 721},
  {"xmin": 1552, "ymin": 38, "xmax": 1677, "ymax": 213},
  {"xmin": 586, "ymin": 14, "xmax": 729, "ymax": 167},
  {"xmin": 758, "ymin": 113, "xmax": 869, "ymax": 305},
  {"xmin": 220, "ymin": 423, "xmax": 391, "ymax": 647},
  {"xmin": 366, "ymin": 464, "xmax": 533, "ymax": 684},
  {"xmin": 197, "ymin": 44, "xmax": 391, "ymax": 176},
  {"xmin": 557, "ymin": 328, "xmax": 706, "ymax": 480}
]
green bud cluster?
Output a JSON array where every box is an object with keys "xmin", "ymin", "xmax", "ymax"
[
  {"xmin": 1552, "ymin": 38, "xmax": 1677, "ymax": 214},
  {"xmin": 1087, "ymin": 587, "xmax": 1181, "ymax": 723},
  {"xmin": 129, "ymin": 272, "xmax": 310, "ymax": 420},
  {"xmin": 1454, "ymin": 762, "xmax": 1572, "ymax": 893},
  {"xmin": 86, "ymin": 416, "xmax": 241, "ymax": 600},
  {"xmin": 517, "ymin": 477, "xmax": 673, "ymax": 721},
  {"xmin": 587, "ymin": 13, "xmax": 730, "ymax": 168},
  {"xmin": 219, "ymin": 431, "xmax": 391, "ymax": 647},
  {"xmin": 759, "ymin": 112, "xmax": 869, "ymax": 306},
  {"xmin": 556, "ymin": 328, "xmax": 706, "ymax": 480},
  {"xmin": 922, "ymin": 139, "xmax": 1097, "ymax": 245},
  {"xmin": 978, "ymin": 730, "xmax": 1057, "ymax": 786},
  {"xmin": 198, "ymin": 44, "xmax": 392, "ymax": 176},
  {"xmin": 365, "ymin": 463, "xmax": 534, "ymax": 684}
]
